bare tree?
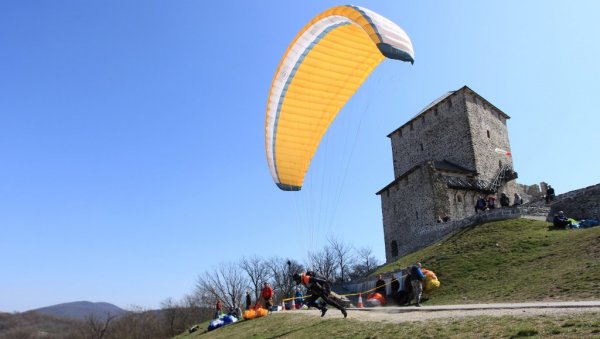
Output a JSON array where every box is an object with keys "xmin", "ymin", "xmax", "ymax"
[
  {"xmin": 306, "ymin": 246, "xmax": 337, "ymax": 281},
  {"xmin": 180, "ymin": 293, "xmax": 212, "ymax": 322},
  {"xmin": 265, "ymin": 257, "xmax": 301, "ymax": 303},
  {"xmin": 108, "ymin": 306, "xmax": 160, "ymax": 339},
  {"xmin": 80, "ymin": 313, "xmax": 116, "ymax": 339},
  {"xmin": 239, "ymin": 255, "xmax": 271, "ymax": 303},
  {"xmin": 349, "ymin": 246, "xmax": 380, "ymax": 279},
  {"xmin": 328, "ymin": 237, "xmax": 354, "ymax": 283},
  {"xmin": 160, "ymin": 297, "xmax": 190, "ymax": 338},
  {"xmin": 195, "ymin": 262, "xmax": 248, "ymax": 310}
]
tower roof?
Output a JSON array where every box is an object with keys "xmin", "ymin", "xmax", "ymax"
[
  {"xmin": 387, "ymin": 85, "xmax": 510, "ymax": 138},
  {"xmin": 375, "ymin": 160, "xmax": 477, "ymax": 195}
]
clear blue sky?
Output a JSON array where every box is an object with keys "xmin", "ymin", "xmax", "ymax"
[{"xmin": 1, "ymin": 1, "xmax": 599, "ymax": 312}]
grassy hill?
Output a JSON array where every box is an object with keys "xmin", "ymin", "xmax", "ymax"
[
  {"xmin": 178, "ymin": 219, "xmax": 600, "ymax": 338},
  {"xmin": 375, "ymin": 219, "xmax": 600, "ymax": 304}
]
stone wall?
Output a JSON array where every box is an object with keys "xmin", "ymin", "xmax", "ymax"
[
  {"xmin": 389, "ymin": 90, "xmax": 475, "ymax": 178},
  {"xmin": 546, "ymin": 183, "xmax": 600, "ymax": 221},
  {"xmin": 518, "ymin": 182, "xmax": 544, "ymax": 203},
  {"xmin": 465, "ymin": 89, "xmax": 512, "ymax": 182},
  {"xmin": 395, "ymin": 207, "xmax": 524, "ymax": 258},
  {"xmin": 381, "ymin": 165, "xmax": 436, "ymax": 260}
]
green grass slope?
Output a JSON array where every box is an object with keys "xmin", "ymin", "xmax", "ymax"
[
  {"xmin": 178, "ymin": 219, "xmax": 600, "ymax": 338},
  {"xmin": 177, "ymin": 312, "xmax": 600, "ymax": 338},
  {"xmin": 376, "ymin": 219, "xmax": 600, "ymax": 304}
]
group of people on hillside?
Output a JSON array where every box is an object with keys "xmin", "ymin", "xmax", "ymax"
[
  {"xmin": 212, "ymin": 260, "xmax": 438, "ymax": 323},
  {"xmin": 377, "ymin": 263, "xmax": 429, "ymax": 307},
  {"xmin": 214, "ymin": 271, "xmax": 344, "ymax": 320},
  {"xmin": 476, "ymin": 192, "xmax": 522, "ymax": 213}
]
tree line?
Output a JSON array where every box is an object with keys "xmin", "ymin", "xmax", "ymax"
[
  {"xmin": 0, "ymin": 239, "xmax": 378, "ymax": 338},
  {"xmin": 195, "ymin": 239, "xmax": 379, "ymax": 310}
]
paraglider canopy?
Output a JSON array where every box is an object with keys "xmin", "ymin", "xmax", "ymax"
[{"xmin": 265, "ymin": 5, "xmax": 415, "ymax": 191}]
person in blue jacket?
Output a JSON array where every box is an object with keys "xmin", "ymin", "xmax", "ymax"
[
  {"xmin": 294, "ymin": 287, "xmax": 304, "ymax": 309},
  {"xmin": 553, "ymin": 211, "xmax": 571, "ymax": 229},
  {"xmin": 409, "ymin": 262, "xmax": 425, "ymax": 307}
]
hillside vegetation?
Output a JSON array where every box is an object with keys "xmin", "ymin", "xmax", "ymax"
[
  {"xmin": 179, "ymin": 219, "xmax": 600, "ymax": 338},
  {"xmin": 376, "ymin": 218, "xmax": 600, "ymax": 304}
]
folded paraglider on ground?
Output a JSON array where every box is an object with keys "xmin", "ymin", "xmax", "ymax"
[{"xmin": 207, "ymin": 313, "xmax": 238, "ymax": 331}]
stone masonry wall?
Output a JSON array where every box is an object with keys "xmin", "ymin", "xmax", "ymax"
[
  {"xmin": 463, "ymin": 89, "xmax": 520, "ymax": 200},
  {"xmin": 389, "ymin": 91, "xmax": 476, "ymax": 178},
  {"xmin": 395, "ymin": 207, "xmax": 524, "ymax": 258},
  {"xmin": 381, "ymin": 166, "xmax": 435, "ymax": 261},
  {"xmin": 465, "ymin": 90, "xmax": 512, "ymax": 182},
  {"xmin": 546, "ymin": 183, "xmax": 600, "ymax": 221}
]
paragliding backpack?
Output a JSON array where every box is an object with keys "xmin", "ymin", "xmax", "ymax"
[
  {"xmin": 308, "ymin": 272, "xmax": 331, "ymax": 296},
  {"xmin": 410, "ymin": 265, "xmax": 425, "ymax": 281}
]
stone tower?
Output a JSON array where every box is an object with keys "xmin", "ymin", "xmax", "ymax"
[{"xmin": 377, "ymin": 86, "xmax": 519, "ymax": 262}]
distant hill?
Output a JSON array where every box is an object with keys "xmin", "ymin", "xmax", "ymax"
[{"xmin": 32, "ymin": 301, "xmax": 128, "ymax": 321}]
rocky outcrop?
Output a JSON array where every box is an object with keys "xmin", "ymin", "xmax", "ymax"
[{"xmin": 546, "ymin": 184, "xmax": 600, "ymax": 221}]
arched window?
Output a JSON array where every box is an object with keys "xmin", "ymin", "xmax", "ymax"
[
  {"xmin": 391, "ymin": 240, "xmax": 398, "ymax": 257},
  {"xmin": 487, "ymin": 130, "xmax": 490, "ymax": 138}
]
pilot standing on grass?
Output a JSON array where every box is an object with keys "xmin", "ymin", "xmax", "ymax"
[{"xmin": 409, "ymin": 262, "xmax": 425, "ymax": 307}]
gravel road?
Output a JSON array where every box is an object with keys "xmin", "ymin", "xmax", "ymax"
[{"xmin": 289, "ymin": 301, "xmax": 600, "ymax": 323}]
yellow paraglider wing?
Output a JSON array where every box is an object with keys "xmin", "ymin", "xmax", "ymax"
[{"xmin": 265, "ymin": 5, "xmax": 414, "ymax": 191}]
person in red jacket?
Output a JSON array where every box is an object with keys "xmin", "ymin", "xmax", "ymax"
[
  {"xmin": 261, "ymin": 282, "xmax": 274, "ymax": 311},
  {"xmin": 214, "ymin": 298, "xmax": 222, "ymax": 319}
]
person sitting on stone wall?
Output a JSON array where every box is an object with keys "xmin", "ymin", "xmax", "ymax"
[
  {"xmin": 487, "ymin": 195, "xmax": 496, "ymax": 209},
  {"xmin": 513, "ymin": 193, "xmax": 523, "ymax": 206},
  {"xmin": 475, "ymin": 196, "xmax": 487, "ymax": 213},
  {"xmin": 500, "ymin": 193, "xmax": 510, "ymax": 207}
]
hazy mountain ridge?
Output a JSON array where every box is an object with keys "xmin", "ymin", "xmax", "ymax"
[{"xmin": 32, "ymin": 301, "xmax": 128, "ymax": 321}]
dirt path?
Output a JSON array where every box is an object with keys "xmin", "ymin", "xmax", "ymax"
[{"xmin": 284, "ymin": 301, "xmax": 600, "ymax": 323}]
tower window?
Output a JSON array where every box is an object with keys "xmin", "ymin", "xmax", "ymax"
[
  {"xmin": 410, "ymin": 123, "xmax": 414, "ymax": 131},
  {"xmin": 457, "ymin": 195, "xmax": 462, "ymax": 202},
  {"xmin": 415, "ymin": 211, "xmax": 419, "ymax": 220},
  {"xmin": 487, "ymin": 130, "xmax": 490, "ymax": 138},
  {"xmin": 434, "ymin": 108, "xmax": 438, "ymax": 116},
  {"xmin": 391, "ymin": 240, "xmax": 398, "ymax": 257},
  {"xmin": 420, "ymin": 143, "xmax": 424, "ymax": 151}
]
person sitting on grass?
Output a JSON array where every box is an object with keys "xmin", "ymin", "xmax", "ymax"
[{"xmin": 553, "ymin": 211, "xmax": 571, "ymax": 229}]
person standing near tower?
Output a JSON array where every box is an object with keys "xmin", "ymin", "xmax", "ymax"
[
  {"xmin": 409, "ymin": 262, "xmax": 425, "ymax": 307},
  {"xmin": 546, "ymin": 185, "xmax": 555, "ymax": 203}
]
